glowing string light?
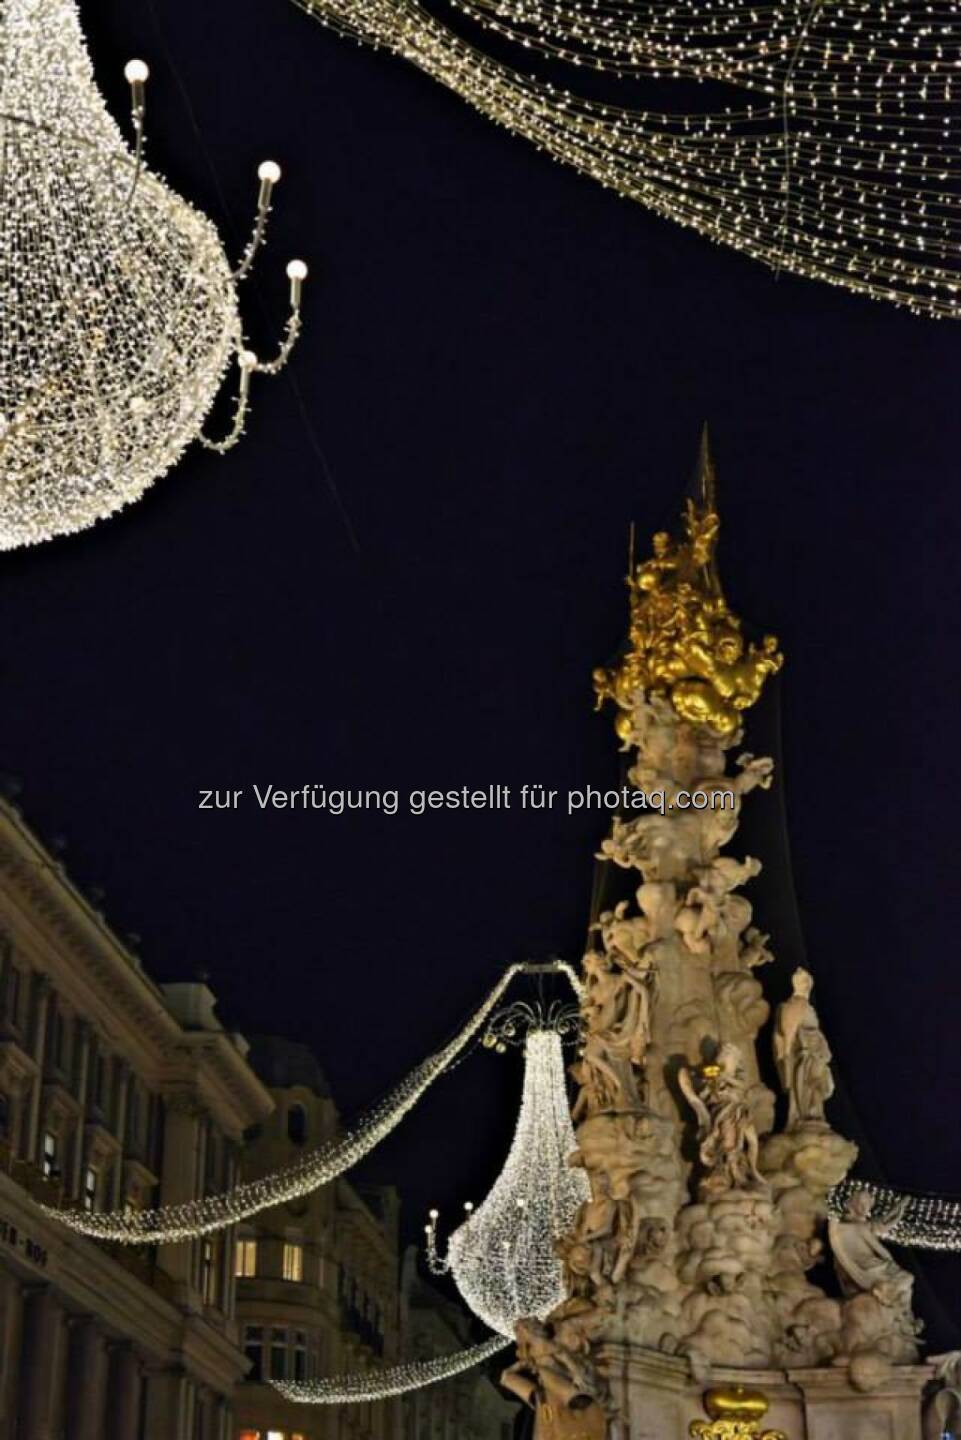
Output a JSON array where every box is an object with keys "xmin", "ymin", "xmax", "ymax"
[
  {"xmin": 828, "ymin": 1179, "xmax": 961, "ymax": 1253},
  {"xmin": 290, "ymin": 0, "xmax": 960, "ymax": 317},
  {"xmin": 44, "ymin": 961, "xmax": 582, "ymax": 1245},
  {"xmin": 274, "ymin": 1335, "xmax": 510, "ymax": 1403}
]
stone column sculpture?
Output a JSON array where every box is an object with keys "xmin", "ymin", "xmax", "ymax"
[{"xmin": 512, "ymin": 431, "xmax": 924, "ymax": 1437}]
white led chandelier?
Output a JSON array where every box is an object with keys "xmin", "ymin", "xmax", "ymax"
[
  {"xmin": 0, "ymin": 0, "xmax": 308, "ymax": 550},
  {"xmin": 426, "ymin": 1005, "xmax": 589, "ymax": 1338}
]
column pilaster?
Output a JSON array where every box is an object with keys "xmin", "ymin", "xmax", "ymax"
[
  {"xmin": 25, "ymin": 975, "xmax": 51, "ymax": 1162},
  {"xmin": 16, "ymin": 1285, "xmax": 67, "ymax": 1440},
  {"xmin": 65, "ymin": 1316, "xmax": 108, "ymax": 1440}
]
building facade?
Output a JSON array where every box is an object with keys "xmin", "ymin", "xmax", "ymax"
[
  {"xmin": 398, "ymin": 1257, "xmax": 517, "ymax": 1440},
  {"xmin": 233, "ymin": 1040, "xmax": 518, "ymax": 1440},
  {"xmin": 0, "ymin": 798, "xmax": 273, "ymax": 1440},
  {"xmin": 233, "ymin": 1036, "xmax": 404, "ymax": 1440}
]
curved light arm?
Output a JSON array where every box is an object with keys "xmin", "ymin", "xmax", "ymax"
[
  {"xmin": 198, "ymin": 350, "xmax": 257, "ymax": 454},
  {"xmin": 123, "ymin": 59, "xmax": 149, "ymax": 204},
  {"xmin": 233, "ymin": 161, "xmax": 282, "ymax": 281}
]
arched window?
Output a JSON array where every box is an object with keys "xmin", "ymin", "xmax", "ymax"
[{"xmin": 286, "ymin": 1104, "xmax": 307, "ymax": 1145}]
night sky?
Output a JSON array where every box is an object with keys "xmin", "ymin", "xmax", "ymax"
[{"xmin": 2, "ymin": 1, "xmax": 959, "ymax": 1346}]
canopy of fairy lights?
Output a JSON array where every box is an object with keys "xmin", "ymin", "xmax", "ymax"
[
  {"xmin": 291, "ymin": 0, "xmax": 960, "ymax": 318},
  {"xmin": 426, "ymin": 1011, "xmax": 589, "ymax": 1337},
  {"xmin": 0, "ymin": 0, "xmax": 307, "ymax": 550}
]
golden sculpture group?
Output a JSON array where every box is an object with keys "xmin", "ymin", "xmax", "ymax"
[{"xmin": 593, "ymin": 435, "xmax": 782, "ymax": 740}]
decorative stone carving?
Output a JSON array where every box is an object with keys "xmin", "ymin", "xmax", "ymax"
[
  {"xmin": 828, "ymin": 1191, "xmax": 922, "ymax": 1369},
  {"xmin": 773, "ymin": 969, "xmax": 834, "ymax": 1129},
  {"xmin": 678, "ymin": 1046, "xmax": 765, "ymax": 1198},
  {"xmin": 517, "ymin": 453, "xmax": 924, "ymax": 1436}
]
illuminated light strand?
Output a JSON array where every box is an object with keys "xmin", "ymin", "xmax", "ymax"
[
  {"xmin": 0, "ymin": 0, "xmax": 308, "ymax": 551},
  {"xmin": 828, "ymin": 1179, "xmax": 961, "ymax": 1252},
  {"xmin": 44, "ymin": 961, "xmax": 582, "ymax": 1245},
  {"xmin": 290, "ymin": 0, "xmax": 960, "ymax": 317},
  {"xmin": 426, "ymin": 1022, "xmax": 590, "ymax": 1337},
  {"xmin": 273, "ymin": 1335, "xmax": 510, "ymax": 1403}
]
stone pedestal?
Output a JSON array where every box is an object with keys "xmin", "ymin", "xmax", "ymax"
[
  {"xmin": 791, "ymin": 1365, "xmax": 934, "ymax": 1440},
  {"xmin": 589, "ymin": 1344, "xmax": 931, "ymax": 1440}
]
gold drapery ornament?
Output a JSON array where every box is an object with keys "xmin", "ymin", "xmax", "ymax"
[
  {"xmin": 689, "ymin": 1385, "xmax": 788, "ymax": 1440},
  {"xmin": 593, "ymin": 429, "xmax": 782, "ymax": 739}
]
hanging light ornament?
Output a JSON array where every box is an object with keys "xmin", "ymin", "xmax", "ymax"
[
  {"xmin": 0, "ymin": 0, "xmax": 308, "ymax": 550},
  {"xmin": 426, "ymin": 1008, "xmax": 589, "ymax": 1337},
  {"xmin": 292, "ymin": 0, "xmax": 960, "ymax": 317}
]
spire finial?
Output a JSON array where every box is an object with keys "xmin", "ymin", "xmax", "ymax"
[{"xmin": 697, "ymin": 421, "xmax": 717, "ymax": 511}]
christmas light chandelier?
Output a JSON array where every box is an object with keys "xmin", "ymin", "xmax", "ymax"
[
  {"xmin": 0, "ymin": 0, "xmax": 308, "ymax": 550},
  {"xmin": 46, "ymin": 960, "xmax": 582, "ymax": 1245},
  {"xmin": 426, "ymin": 1010, "xmax": 590, "ymax": 1337},
  {"xmin": 292, "ymin": 0, "xmax": 960, "ymax": 317}
]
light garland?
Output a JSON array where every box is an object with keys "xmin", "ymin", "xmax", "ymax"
[
  {"xmin": 44, "ymin": 962, "xmax": 579, "ymax": 1245},
  {"xmin": 828, "ymin": 1179, "xmax": 961, "ymax": 1252},
  {"xmin": 426, "ymin": 1021, "xmax": 590, "ymax": 1337},
  {"xmin": 273, "ymin": 1335, "xmax": 510, "ymax": 1404},
  {"xmin": 0, "ymin": 0, "xmax": 308, "ymax": 550},
  {"xmin": 291, "ymin": 0, "xmax": 960, "ymax": 317}
]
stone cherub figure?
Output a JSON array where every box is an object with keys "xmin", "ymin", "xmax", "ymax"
[
  {"xmin": 679, "ymin": 1043, "xmax": 765, "ymax": 1196},
  {"xmin": 773, "ymin": 967, "xmax": 834, "ymax": 1128}
]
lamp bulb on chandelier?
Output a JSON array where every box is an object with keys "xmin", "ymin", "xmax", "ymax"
[{"xmin": 0, "ymin": 0, "xmax": 309, "ymax": 550}]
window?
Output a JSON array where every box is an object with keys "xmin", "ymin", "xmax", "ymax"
[
  {"xmin": 235, "ymin": 1235, "xmax": 258, "ymax": 1278},
  {"xmin": 287, "ymin": 1104, "xmax": 307, "ymax": 1144},
  {"xmin": 93, "ymin": 1053, "xmax": 107, "ymax": 1111},
  {"xmin": 200, "ymin": 1237, "xmax": 217, "ymax": 1305},
  {"xmin": 243, "ymin": 1326, "xmax": 263, "ymax": 1383},
  {"xmin": 266, "ymin": 1432, "xmax": 285, "ymax": 1440},
  {"xmin": 269, "ymin": 1328, "xmax": 287, "ymax": 1380},
  {"xmin": 282, "ymin": 1237, "xmax": 304, "ymax": 1283},
  {"xmin": 41, "ymin": 1130, "xmax": 58, "ymax": 1179},
  {"xmin": 82, "ymin": 1166, "xmax": 99, "ymax": 1212},
  {"xmin": 0, "ymin": 1092, "xmax": 9, "ymax": 1138},
  {"xmin": 238, "ymin": 1433, "xmax": 261, "ymax": 1440},
  {"xmin": 7, "ymin": 967, "xmax": 20, "ymax": 1026},
  {"xmin": 51, "ymin": 1009, "xmax": 66, "ymax": 1070},
  {"xmin": 293, "ymin": 1331, "xmax": 308, "ymax": 1382}
]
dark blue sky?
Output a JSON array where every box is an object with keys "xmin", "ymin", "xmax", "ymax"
[{"xmin": 1, "ymin": 0, "xmax": 958, "ymax": 1343}]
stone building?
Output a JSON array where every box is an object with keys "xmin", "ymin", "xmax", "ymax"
[
  {"xmin": 398, "ymin": 1255, "xmax": 517, "ymax": 1440},
  {"xmin": 0, "ymin": 797, "xmax": 273, "ymax": 1439},
  {"xmin": 233, "ymin": 1036, "xmax": 404, "ymax": 1440}
]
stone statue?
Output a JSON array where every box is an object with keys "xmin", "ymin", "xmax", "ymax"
[
  {"xmin": 679, "ymin": 1044, "xmax": 765, "ymax": 1195},
  {"xmin": 828, "ymin": 1191, "xmax": 915, "ymax": 1311},
  {"xmin": 675, "ymin": 857, "xmax": 761, "ymax": 954},
  {"xmin": 773, "ymin": 968, "xmax": 834, "ymax": 1128}
]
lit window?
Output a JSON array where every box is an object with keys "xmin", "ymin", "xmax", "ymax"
[
  {"xmin": 41, "ymin": 1130, "xmax": 58, "ymax": 1179},
  {"xmin": 266, "ymin": 1431, "xmax": 285, "ymax": 1440},
  {"xmin": 235, "ymin": 1236, "xmax": 258, "ymax": 1278},
  {"xmin": 82, "ymin": 1166, "xmax": 99, "ymax": 1212},
  {"xmin": 282, "ymin": 1239, "xmax": 303, "ymax": 1283},
  {"xmin": 238, "ymin": 1432, "xmax": 261, "ymax": 1440}
]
